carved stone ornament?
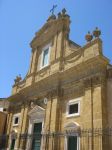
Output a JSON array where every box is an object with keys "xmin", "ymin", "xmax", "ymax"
[
  {"xmin": 85, "ymin": 31, "xmax": 93, "ymax": 42},
  {"xmin": 57, "ymin": 8, "xmax": 69, "ymax": 19},
  {"xmin": 30, "ymin": 101, "xmax": 35, "ymax": 109},
  {"xmin": 58, "ymin": 12, "xmax": 61, "ymax": 18},
  {"xmin": 14, "ymin": 75, "xmax": 22, "ymax": 84},
  {"xmin": 47, "ymin": 14, "xmax": 56, "ymax": 22},
  {"xmin": 28, "ymin": 105, "xmax": 45, "ymax": 123},
  {"xmin": 93, "ymin": 27, "xmax": 101, "ymax": 38}
]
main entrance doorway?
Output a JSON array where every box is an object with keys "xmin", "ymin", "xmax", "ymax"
[
  {"xmin": 68, "ymin": 136, "xmax": 78, "ymax": 150},
  {"xmin": 32, "ymin": 122, "xmax": 42, "ymax": 150},
  {"xmin": 10, "ymin": 139, "xmax": 16, "ymax": 150}
]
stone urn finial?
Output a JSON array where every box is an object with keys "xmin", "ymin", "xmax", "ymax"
[
  {"xmin": 62, "ymin": 8, "xmax": 66, "ymax": 15},
  {"xmin": 93, "ymin": 27, "xmax": 101, "ymax": 38},
  {"xmin": 14, "ymin": 74, "xmax": 22, "ymax": 84},
  {"xmin": 58, "ymin": 12, "xmax": 62, "ymax": 18},
  {"xmin": 85, "ymin": 31, "xmax": 93, "ymax": 42}
]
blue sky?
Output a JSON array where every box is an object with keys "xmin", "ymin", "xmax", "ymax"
[{"xmin": 0, "ymin": 0, "xmax": 112, "ymax": 98}]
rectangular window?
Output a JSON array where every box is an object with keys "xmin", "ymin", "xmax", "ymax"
[
  {"xmin": 13, "ymin": 113, "xmax": 20, "ymax": 126},
  {"xmin": 69, "ymin": 104, "xmax": 78, "ymax": 114},
  {"xmin": 42, "ymin": 48, "xmax": 49, "ymax": 67},
  {"xmin": 40, "ymin": 44, "xmax": 51, "ymax": 69},
  {"xmin": 66, "ymin": 99, "xmax": 80, "ymax": 117},
  {"xmin": 14, "ymin": 117, "xmax": 19, "ymax": 124}
]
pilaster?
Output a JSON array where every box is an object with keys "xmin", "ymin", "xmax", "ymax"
[
  {"xmin": 19, "ymin": 106, "xmax": 28, "ymax": 150},
  {"xmin": 6, "ymin": 113, "xmax": 13, "ymax": 149}
]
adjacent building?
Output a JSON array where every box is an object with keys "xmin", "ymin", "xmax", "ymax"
[
  {"xmin": 0, "ymin": 98, "xmax": 8, "ymax": 149},
  {"xmin": 0, "ymin": 98, "xmax": 9, "ymax": 112}
]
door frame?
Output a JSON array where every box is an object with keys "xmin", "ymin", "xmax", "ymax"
[
  {"xmin": 64, "ymin": 122, "xmax": 80, "ymax": 150},
  {"xmin": 10, "ymin": 138, "xmax": 16, "ymax": 150},
  {"xmin": 64, "ymin": 135, "xmax": 80, "ymax": 150},
  {"xmin": 26, "ymin": 105, "xmax": 45, "ymax": 150},
  {"xmin": 26, "ymin": 119, "xmax": 44, "ymax": 150},
  {"xmin": 31, "ymin": 122, "xmax": 43, "ymax": 150}
]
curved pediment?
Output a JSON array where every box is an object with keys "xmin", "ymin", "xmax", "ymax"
[{"xmin": 30, "ymin": 14, "xmax": 70, "ymax": 48}]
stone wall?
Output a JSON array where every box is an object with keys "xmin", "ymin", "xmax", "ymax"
[{"xmin": 107, "ymin": 77, "xmax": 112, "ymax": 126}]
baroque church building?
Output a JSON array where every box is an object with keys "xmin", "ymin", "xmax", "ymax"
[{"xmin": 4, "ymin": 9, "xmax": 112, "ymax": 150}]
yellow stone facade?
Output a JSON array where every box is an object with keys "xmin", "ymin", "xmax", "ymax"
[{"xmin": 5, "ymin": 9, "xmax": 112, "ymax": 150}]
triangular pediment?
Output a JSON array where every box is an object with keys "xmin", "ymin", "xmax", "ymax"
[
  {"xmin": 64, "ymin": 122, "xmax": 80, "ymax": 130},
  {"xmin": 28, "ymin": 105, "xmax": 45, "ymax": 117}
]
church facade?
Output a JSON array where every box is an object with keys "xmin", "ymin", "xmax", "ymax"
[{"xmin": 5, "ymin": 9, "xmax": 112, "ymax": 150}]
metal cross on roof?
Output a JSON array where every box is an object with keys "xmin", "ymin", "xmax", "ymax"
[{"xmin": 50, "ymin": 5, "xmax": 57, "ymax": 15}]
